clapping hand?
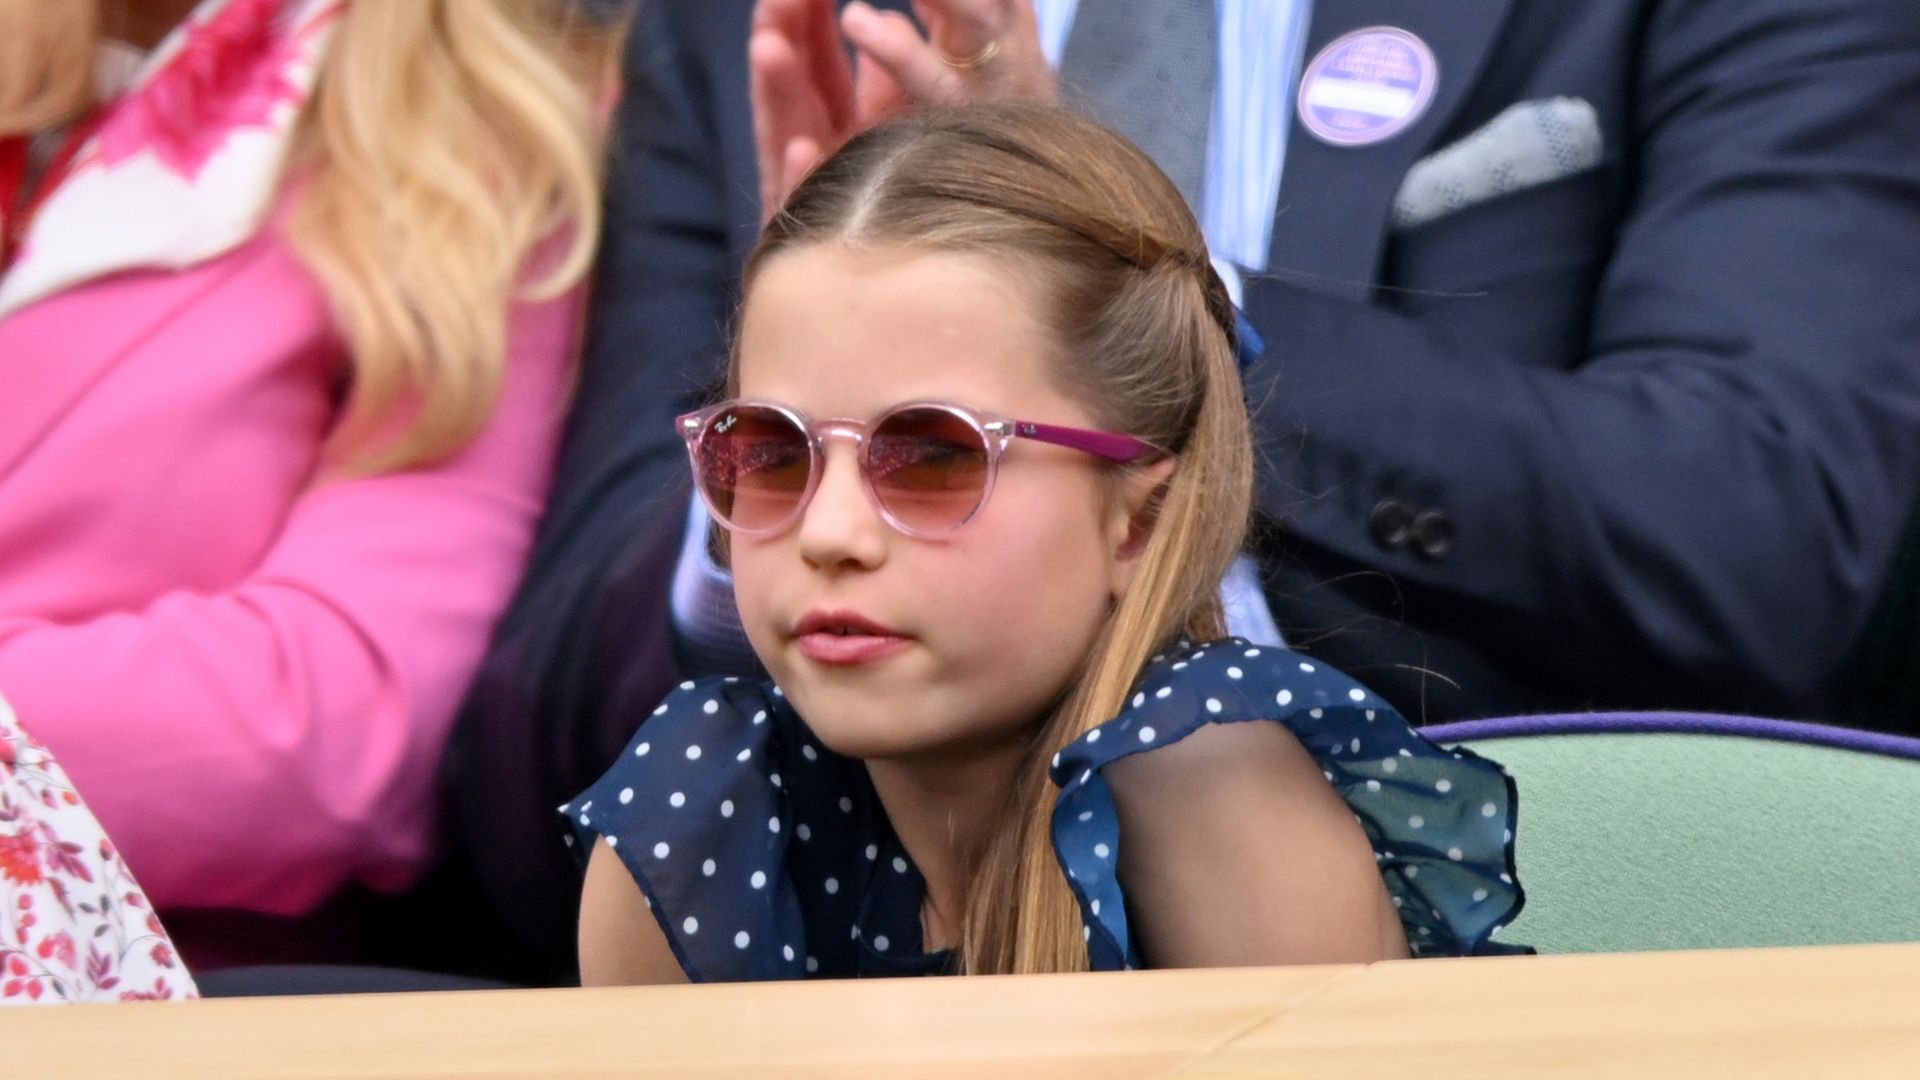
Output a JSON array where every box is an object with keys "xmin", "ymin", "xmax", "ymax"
[{"xmin": 750, "ymin": 0, "xmax": 1055, "ymax": 217}]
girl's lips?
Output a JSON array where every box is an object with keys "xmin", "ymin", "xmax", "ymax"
[
  {"xmin": 791, "ymin": 610, "xmax": 911, "ymax": 666},
  {"xmin": 795, "ymin": 632, "xmax": 912, "ymax": 666}
]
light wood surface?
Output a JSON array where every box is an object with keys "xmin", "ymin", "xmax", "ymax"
[
  {"xmin": 1, "ymin": 963, "xmax": 1355, "ymax": 1079},
  {"xmin": 1187, "ymin": 941, "xmax": 1920, "ymax": 1079},
  {"xmin": 4, "ymin": 943, "xmax": 1917, "ymax": 1078}
]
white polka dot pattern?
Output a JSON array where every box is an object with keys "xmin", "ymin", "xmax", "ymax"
[{"xmin": 563, "ymin": 638, "xmax": 1526, "ymax": 981}]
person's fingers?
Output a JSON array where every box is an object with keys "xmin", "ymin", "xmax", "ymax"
[
  {"xmin": 909, "ymin": 0, "xmax": 1003, "ymax": 58},
  {"xmin": 842, "ymin": 2, "xmax": 965, "ymax": 107},
  {"xmin": 794, "ymin": 0, "xmax": 857, "ymax": 132},
  {"xmin": 995, "ymin": 0, "xmax": 1046, "ymax": 52},
  {"xmin": 782, "ymin": 136, "xmax": 824, "ymax": 200},
  {"xmin": 973, "ymin": 0, "xmax": 1057, "ymax": 102},
  {"xmin": 852, "ymin": 47, "xmax": 912, "ymax": 128},
  {"xmin": 750, "ymin": 0, "xmax": 804, "ymax": 33},
  {"xmin": 873, "ymin": 0, "xmax": 1058, "ymax": 105},
  {"xmin": 753, "ymin": 0, "xmax": 857, "ymax": 131},
  {"xmin": 748, "ymin": 33, "xmax": 793, "ymax": 214},
  {"xmin": 750, "ymin": 30, "xmax": 835, "ymax": 214}
]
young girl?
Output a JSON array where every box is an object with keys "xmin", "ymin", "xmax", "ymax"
[{"xmin": 571, "ymin": 104, "xmax": 1524, "ymax": 980}]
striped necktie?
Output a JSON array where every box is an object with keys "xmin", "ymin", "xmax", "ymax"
[{"xmin": 1058, "ymin": 0, "xmax": 1218, "ymax": 209}]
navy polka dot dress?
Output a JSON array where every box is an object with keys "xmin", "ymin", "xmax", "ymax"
[{"xmin": 564, "ymin": 639, "xmax": 1527, "ymax": 981}]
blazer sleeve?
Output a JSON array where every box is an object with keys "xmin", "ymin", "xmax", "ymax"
[
  {"xmin": 0, "ymin": 285, "xmax": 581, "ymax": 915},
  {"xmin": 440, "ymin": 0, "xmax": 755, "ymax": 980},
  {"xmin": 1250, "ymin": 0, "xmax": 1920, "ymax": 711},
  {"xmin": 466, "ymin": 0, "xmax": 746, "ymax": 748},
  {"xmin": 536, "ymin": 0, "xmax": 754, "ymax": 550}
]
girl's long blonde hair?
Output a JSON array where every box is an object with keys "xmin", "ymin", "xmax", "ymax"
[
  {"xmin": 0, "ymin": 0, "xmax": 624, "ymax": 471},
  {"xmin": 744, "ymin": 104, "xmax": 1257, "ymax": 974}
]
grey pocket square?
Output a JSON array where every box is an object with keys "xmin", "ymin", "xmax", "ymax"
[{"xmin": 1392, "ymin": 97, "xmax": 1604, "ymax": 229}]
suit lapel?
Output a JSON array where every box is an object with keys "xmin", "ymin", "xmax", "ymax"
[{"xmin": 1267, "ymin": 0, "xmax": 1517, "ymax": 298}]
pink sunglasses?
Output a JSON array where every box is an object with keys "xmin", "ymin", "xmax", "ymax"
[{"xmin": 678, "ymin": 399, "xmax": 1157, "ymax": 538}]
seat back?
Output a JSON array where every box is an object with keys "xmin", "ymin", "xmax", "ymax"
[
  {"xmin": 1837, "ymin": 497, "xmax": 1920, "ymax": 735},
  {"xmin": 1422, "ymin": 714, "xmax": 1920, "ymax": 954}
]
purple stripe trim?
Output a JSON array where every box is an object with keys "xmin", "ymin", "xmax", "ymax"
[
  {"xmin": 1422, "ymin": 712, "xmax": 1920, "ymax": 762},
  {"xmin": 1013, "ymin": 420, "xmax": 1156, "ymax": 462}
]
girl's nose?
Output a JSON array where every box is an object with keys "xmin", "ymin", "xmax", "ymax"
[{"xmin": 795, "ymin": 438, "xmax": 888, "ymax": 571}]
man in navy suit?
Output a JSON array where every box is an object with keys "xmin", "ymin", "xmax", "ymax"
[{"xmin": 448, "ymin": 0, "xmax": 1920, "ymax": 978}]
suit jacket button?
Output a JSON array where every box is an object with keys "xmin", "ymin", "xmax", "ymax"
[
  {"xmin": 1410, "ymin": 510, "xmax": 1456, "ymax": 561},
  {"xmin": 1369, "ymin": 499, "xmax": 1416, "ymax": 550}
]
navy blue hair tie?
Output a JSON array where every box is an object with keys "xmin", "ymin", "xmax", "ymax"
[{"xmin": 1232, "ymin": 307, "xmax": 1266, "ymax": 376}]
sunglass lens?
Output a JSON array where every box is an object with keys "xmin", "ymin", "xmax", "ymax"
[
  {"xmin": 698, "ymin": 405, "xmax": 811, "ymax": 531},
  {"xmin": 867, "ymin": 407, "xmax": 990, "ymax": 533}
]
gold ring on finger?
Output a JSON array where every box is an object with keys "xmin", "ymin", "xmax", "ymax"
[{"xmin": 936, "ymin": 39, "xmax": 1002, "ymax": 71}]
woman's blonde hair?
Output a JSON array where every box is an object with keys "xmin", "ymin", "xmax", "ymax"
[
  {"xmin": 0, "ymin": 0, "xmax": 625, "ymax": 472},
  {"xmin": 741, "ymin": 104, "xmax": 1256, "ymax": 974}
]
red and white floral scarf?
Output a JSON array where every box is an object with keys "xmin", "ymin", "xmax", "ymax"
[{"xmin": 0, "ymin": 0, "xmax": 343, "ymax": 321}]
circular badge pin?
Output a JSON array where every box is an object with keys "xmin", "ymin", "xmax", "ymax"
[{"xmin": 1297, "ymin": 26, "xmax": 1439, "ymax": 147}]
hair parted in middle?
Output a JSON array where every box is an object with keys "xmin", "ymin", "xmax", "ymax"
[{"xmin": 736, "ymin": 102, "xmax": 1257, "ymax": 975}]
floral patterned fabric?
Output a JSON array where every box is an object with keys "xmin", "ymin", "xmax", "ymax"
[{"xmin": 1, "ymin": 695, "xmax": 196, "ymax": 1005}]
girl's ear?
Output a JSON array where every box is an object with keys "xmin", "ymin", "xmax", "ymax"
[{"xmin": 1107, "ymin": 458, "xmax": 1178, "ymax": 601}]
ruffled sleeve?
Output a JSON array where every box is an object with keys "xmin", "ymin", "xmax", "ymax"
[
  {"xmin": 1049, "ymin": 639, "xmax": 1527, "ymax": 970},
  {"xmin": 565, "ymin": 678, "xmax": 834, "ymax": 982}
]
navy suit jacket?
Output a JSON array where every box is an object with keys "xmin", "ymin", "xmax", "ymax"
[{"xmin": 446, "ymin": 0, "xmax": 1920, "ymax": 979}]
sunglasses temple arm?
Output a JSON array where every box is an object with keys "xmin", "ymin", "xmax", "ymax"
[{"xmin": 1011, "ymin": 420, "xmax": 1156, "ymax": 462}]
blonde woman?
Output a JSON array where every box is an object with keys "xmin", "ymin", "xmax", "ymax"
[{"xmin": 0, "ymin": 0, "xmax": 620, "ymax": 951}]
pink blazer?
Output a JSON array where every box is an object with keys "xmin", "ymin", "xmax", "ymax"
[{"xmin": 0, "ymin": 217, "xmax": 578, "ymax": 916}]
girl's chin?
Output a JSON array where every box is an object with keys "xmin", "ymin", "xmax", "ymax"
[
  {"xmin": 796, "ymin": 706, "xmax": 950, "ymax": 762},
  {"xmin": 800, "ymin": 698, "xmax": 1041, "ymax": 768}
]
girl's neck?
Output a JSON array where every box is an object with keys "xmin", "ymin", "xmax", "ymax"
[{"xmin": 864, "ymin": 737, "xmax": 1030, "ymax": 952}]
